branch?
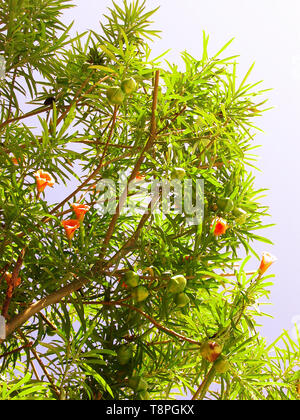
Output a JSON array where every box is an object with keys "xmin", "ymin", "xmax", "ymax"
[
  {"xmin": 191, "ymin": 365, "xmax": 216, "ymax": 400},
  {"xmin": 1, "ymin": 276, "xmax": 88, "ymax": 342},
  {"xmin": 98, "ymin": 70, "xmax": 160, "ymax": 258},
  {"xmin": 84, "ymin": 300, "xmax": 201, "ymax": 346},
  {"xmin": 44, "ymin": 105, "xmax": 118, "ymax": 217}
]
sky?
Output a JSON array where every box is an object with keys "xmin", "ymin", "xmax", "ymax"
[{"xmin": 60, "ymin": 0, "xmax": 300, "ymax": 344}]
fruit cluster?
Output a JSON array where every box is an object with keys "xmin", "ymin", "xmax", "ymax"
[{"xmin": 106, "ymin": 77, "xmax": 137, "ymax": 105}]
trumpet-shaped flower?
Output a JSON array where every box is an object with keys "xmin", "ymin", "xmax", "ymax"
[
  {"xmin": 34, "ymin": 170, "xmax": 55, "ymax": 193},
  {"xmin": 71, "ymin": 203, "xmax": 90, "ymax": 222},
  {"xmin": 211, "ymin": 217, "xmax": 229, "ymax": 237},
  {"xmin": 61, "ymin": 219, "xmax": 80, "ymax": 241},
  {"xmin": 258, "ymin": 252, "xmax": 277, "ymax": 275}
]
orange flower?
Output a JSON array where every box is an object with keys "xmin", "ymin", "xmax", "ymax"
[
  {"xmin": 135, "ymin": 172, "xmax": 145, "ymax": 181},
  {"xmin": 11, "ymin": 156, "xmax": 21, "ymax": 165},
  {"xmin": 211, "ymin": 217, "xmax": 229, "ymax": 237},
  {"xmin": 71, "ymin": 203, "xmax": 90, "ymax": 222},
  {"xmin": 61, "ymin": 219, "xmax": 80, "ymax": 240},
  {"xmin": 258, "ymin": 252, "xmax": 277, "ymax": 275},
  {"xmin": 34, "ymin": 170, "xmax": 55, "ymax": 193}
]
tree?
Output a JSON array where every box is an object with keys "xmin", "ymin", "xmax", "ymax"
[{"xmin": 0, "ymin": 0, "xmax": 299, "ymax": 400}]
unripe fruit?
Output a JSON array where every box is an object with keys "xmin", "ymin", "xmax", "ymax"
[
  {"xmin": 233, "ymin": 207, "xmax": 248, "ymax": 224},
  {"xmin": 171, "ymin": 167, "xmax": 186, "ymax": 180},
  {"xmin": 216, "ymin": 197, "xmax": 234, "ymax": 213},
  {"xmin": 167, "ymin": 275, "xmax": 187, "ymax": 294},
  {"xmin": 121, "ymin": 78, "xmax": 137, "ymax": 94},
  {"xmin": 131, "ymin": 285, "xmax": 149, "ymax": 302},
  {"xmin": 123, "ymin": 271, "xmax": 140, "ymax": 288},
  {"xmin": 117, "ymin": 345, "xmax": 133, "ymax": 365},
  {"xmin": 232, "ymin": 207, "xmax": 245, "ymax": 217},
  {"xmin": 106, "ymin": 87, "xmax": 125, "ymax": 105},
  {"xmin": 128, "ymin": 376, "xmax": 148, "ymax": 391},
  {"xmin": 174, "ymin": 292, "xmax": 190, "ymax": 307},
  {"xmin": 214, "ymin": 355, "xmax": 230, "ymax": 373},
  {"xmin": 200, "ymin": 340, "xmax": 223, "ymax": 363}
]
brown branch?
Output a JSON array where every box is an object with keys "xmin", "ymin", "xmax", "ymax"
[
  {"xmin": 84, "ymin": 300, "xmax": 201, "ymax": 346},
  {"xmin": 56, "ymin": 76, "xmax": 91, "ymax": 126},
  {"xmin": 0, "ymin": 72, "xmax": 161, "ymax": 342},
  {"xmin": 44, "ymin": 105, "xmax": 118, "ymax": 218},
  {"xmin": 0, "ymin": 105, "xmax": 53, "ymax": 131},
  {"xmin": 1, "ymin": 248, "xmax": 26, "ymax": 319},
  {"xmin": 98, "ymin": 70, "xmax": 160, "ymax": 259},
  {"xmin": 0, "ymin": 342, "xmax": 32, "ymax": 360},
  {"xmin": 2, "ymin": 276, "xmax": 89, "ymax": 341},
  {"xmin": 156, "ymin": 105, "xmax": 187, "ymax": 135},
  {"xmin": 191, "ymin": 365, "xmax": 216, "ymax": 400},
  {"xmin": 105, "ymin": 189, "xmax": 161, "ymax": 268}
]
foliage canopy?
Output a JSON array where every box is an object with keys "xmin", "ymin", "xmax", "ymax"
[{"xmin": 0, "ymin": 0, "xmax": 299, "ymax": 400}]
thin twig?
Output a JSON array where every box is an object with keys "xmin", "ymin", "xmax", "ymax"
[
  {"xmin": 0, "ymin": 342, "xmax": 32, "ymax": 360},
  {"xmin": 98, "ymin": 70, "xmax": 160, "ymax": 258},
  {"xmin": 84, "ymin": 299, "xmax": 201, "ymax": 346}
]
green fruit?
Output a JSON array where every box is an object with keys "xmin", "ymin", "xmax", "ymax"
[
  {"xmin": 128, "ymin": 376, "xmax": 148, "ymax": 391},
  {"xmin": 214, "ymin": 356, "xmax": 230, "ymax": 374},
  {"xmin": 216, "ymin": 197, "xmax": 234, "ymax": 213},
  {"xmin": 232, "ymin": 207, "xmax": 245, "ymax": 217},
  {"xmin": 233, "ymin": 207, "xmax": 248, "ymax": 224},
  {"xmin": 138, "ymin": 390, "xmax": 150, "ymax": 400},
  {"xmin": 117, "ymin": 345, "xmax": 133, "ymax": 365},
  {"xmin": 121, "ymin": 78, "xmax": 137, "ymax": 94},
  {"xmin": 106, "ymin": 87, "xmax": 125, "ymax": 105},
  {"xmin": 200, "ymin": 340, "xmax": 223, "ymax": 363},
  {"xmin": 131, "ymin": 285, "xmax": 149, "ymax": 302},
  {"xmin": 174, "ymin": 292, "xmax": 190, "ymax": 307},
  {"xmin": 171, "ymin": 167, "xmax": 186, "ymax": 180},
  {"xmin": 124, "ymin": 271, "xmax": 140, "ymax": 288},
  {"xmin": 167, "ymin": 275, "xmax": 187, "ymax": 294}
]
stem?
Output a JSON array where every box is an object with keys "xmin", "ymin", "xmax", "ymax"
[
  {"xmin": 0, "ymin": 342, "xmax": 32, "ymax": 360},
  {"xmin": 2, "ymin": 276, "xmax": 89, "ymax": 341},
  {"xmin": 192, "ymin": 365, "xmax": 216, "ymax": 400},
  {"xmin": 1, "ymin": 248, "xmax": 26, "ymax": 318},
  {"xmin": 84, "ymin": 300, "xmax": 201, "ymax": 346},
  {"xmin": 45, "ymin": 105, "xmax": 118, "ymax": 217},
  {"xmin": 98, "ymin": 70, "xmax": 160, "ymax": 258}
]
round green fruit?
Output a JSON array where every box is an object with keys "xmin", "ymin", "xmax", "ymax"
[
  {"xmin": 233, "ymin": 207, "xmax": 248, "ymax": 224},
  {"xmin": 128, "ymin": 376, "xmax": 148, "ymax": 391},
  {"xmin": 174, "ymin": 292, "xmax": 190, "ymax": 307},
  {"xmin": 117, "ymin": 345, "xmax": 133, "ymax": 365},
  {"xmin": 106, "ymin": 87, "xmax": 125, "ymax": 105},
  {"xmin": 200, "ymin": 340, "xmax": 223, "ymax": 363},
  {"xmin": 121, "ymin": 78, "xmax": 137, "ymax": 95},
  {"xmin": 167, "ymin": 275, "xmax": 187, "ymax": 294},
  {"xmin": 131, "ymin": 285, "xmax": 149, "ymax": 302},
  {"xmin": 171, "ymin": 167, "xmax": 186, "ymax": 180},
  {"xmin": 214, "ymin": 356, "xmax": 230, "ymax": 374},
  {"xmin": 123, "ymin": 271, "xmax": 140, "ymax": 288},
  {"xmin": 216, "ymin": 197, "xmax": 234, "ymax": 213}
]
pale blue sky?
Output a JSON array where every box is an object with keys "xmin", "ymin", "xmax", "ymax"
[{"xmin": 61, "ymin": 0, "xmax": 300, "ymax": 343}]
